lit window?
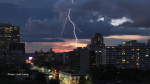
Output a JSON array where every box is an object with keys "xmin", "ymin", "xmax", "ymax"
[
  {"xmin": 95, "ymin": 51, "xmax": 97, "ymax": 52},
  {"xmin": 131, "ymin": 57, "xmax": 133, "ymax": 59},
  {"xmin": 147, "ymin": 49, "xmax": 149, "ymax": 50},
  {"xmin": 146, "ymin": 55, "xmax": 148, "ymax": 57},
  {"xmin": 138, "ymin": 57, "xmax": 140, "ymax": 59},
  {"xmin": 136, "ymin": 49, "xmax": 140, "ymax": 50},
  {"xmin": 137, "ymin": 53, "xmax": 139, "ymax": 54},
  {"xmin": 92, "ymin": 56, "xmax": 93, "ymax": 58},
  {"xmin": 107, "ymin": 47, "xmax": 110, "ymax": 48},
  {"xmin": 112, "ymin": 57, "xmax": 114, "ymax": 59},
  {"xmin": 136, "ymin": 63, "xmax": 139, "ymax": 65},
  {"xmin": 112, "ymin": 47, "xmax": 114, "ymax": 48},
  {"xmin": 17, "ymin": 35, "xmax": 19, "ymax": 36},
  {"xmin": 127, "ymin": 61, "xmax": 129, "ymax": 63},
  {"xmin": 122, "ymin": 59, "xmax": 125, "ymax": 61},
  {"xmin": 122, "ymin": 61, "xmax": 125, "ymax": 63},
  {"xmin": 99, "ymin": 51, "xmax": 101, "ymax": 52}
]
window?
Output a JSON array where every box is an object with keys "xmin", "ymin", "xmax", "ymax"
[
  {"xmin": 112, "ymin": 57, "xmax": 114, "ymax": 59},
  {"xmin": 122, "ymin": 59, "xmax": 125, "ymax": 61},
  {"xmin": 136, "ymin": 63, "xmax": 139, "ymax": 65},
  {"xmin": 127, "ymin": 61, "xmax": 129, "ymax": 63},
  {"xmin": 99, "ymin": 51, "xmax": 101, "ymax": 52},
  {"xmin": 122, "ymin": 61, "xmax": 125, "ymax": 63}
]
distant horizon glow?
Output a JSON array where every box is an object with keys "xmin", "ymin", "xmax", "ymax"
[{"xmin": 22, "ymin": 35, "xmax": 150, "ymax": 53}]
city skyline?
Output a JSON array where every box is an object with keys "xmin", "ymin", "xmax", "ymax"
[{"xmin": 0, "ymin": 0, "xmax": 150, "ymax": 53}]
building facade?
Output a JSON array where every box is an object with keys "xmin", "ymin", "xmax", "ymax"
[
  {"xmin": 106, "ymin": 40, "xmax": 150, "ymax": 71},
  {"xmin": 87, "ymin": 33, "xmax": 106, "ymax": 69},
  {"xmin": 0, "ymin": 23, "xmax": 19, "ymax": 53}
]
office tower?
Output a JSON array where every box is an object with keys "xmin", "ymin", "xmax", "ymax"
[
  {"xmin": 63, "ymin": 52, "xmax": 69, "ymax": 65},
  {"xmin": 0, "ymin": 23, "xmax": 19, "ymax": 53},
  {"xmin": 68, "ymin": 47, "xmax": 90, "ymax": 73},
  {"xmin": 0, "ymin": 50, "xmax": 6, "ymax": 70},
  {"xmin": 106, "ymin": 40, "xmax": 150, "ymax": 71},
  {"xmin": 87, "ymin": 33, "xmax": 106, "ymax": 69},
  {"xmin": 6, "ymin": 43, "xmax": 26, "ymax": 65},
  {"xmin": 147, "ymin": 39, "xmax": 150, "ymax": 46}
]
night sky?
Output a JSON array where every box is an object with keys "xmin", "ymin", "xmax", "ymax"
[{"xmin": 1, "ymin": 0, "xmax": 150, "ymax": 53}]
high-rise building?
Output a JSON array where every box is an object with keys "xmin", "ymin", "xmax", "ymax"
[
  {"xmin": 6, "ymin": 43, "xmax": 26, "ymax": 65},
  {"xmin": 0, "ymin": 23, "xmax": 19, "ymax": 53},
  {"xmin": 106, "ymin": 40, "xmax": 150, "ymax": 71},
  {"xmin": 68, "ymin": 33, "xmax": 106, "ymax": 72},
  {"xmin": 87, "ymin": 33, "xmax": 106, "ymax": 68},
  {"xmin": 68, "ymin": 47, "xmax": 90, "ymax": 73},
  {"xmin": 0, "ymin": 50, "xmax": 6, "ymax": 70}
]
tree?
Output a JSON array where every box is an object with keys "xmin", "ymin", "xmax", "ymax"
[
  {"xmin": 25, "ymin": 77, "xmax": 32, "ymax": 80},
  {"xmin": 0, "ymin": 79, "xmax": 18, "ymax": 84},
  {"xmin": 79, "ymin": 76, "xmax": 90, "ymax": 84},
  {"xmin": 90, "ymin": 64, "xmax": 117, "ymax": 80},
  {"xmin": 35, "ymin": 72, "xmax": 46, "ymax": 82}
]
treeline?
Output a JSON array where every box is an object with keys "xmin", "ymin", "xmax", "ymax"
[{"xmin": 90, "ymin": 64, "xmax": 150, "ymax": 83}]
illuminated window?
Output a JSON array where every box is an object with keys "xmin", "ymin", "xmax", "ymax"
[
  {"xmin": 107, "ymin": 57, "xmax": 110, "ymax": 59},
  {"xmin": 122, "ymin": 61, "xmax": 125, "ymax": 63},
  {"xmin": 95, "ymin": 51, "xmax": 97, "ymax": 52},
  {"xmin": 137, "ymin": 53, "xmax": 139, "ymax": 54},
  {"xmin": 127, "ymin": 61, "xmax": 129, "ymax": 63},
  {"xmin": 107, "ymin": 47, "xmax": 111, "ymax": 48},
  {"xmin": 99, "ymin": 51, "xmax": 101, "ymax": 52},
  {"xmin": 112, "ymin": 57, "xmax": 114, "ymax": 59},
  {"xmin": 94, "ymin": 40, "xmax": 96, "ymax": 44},
  {"xmin": 136, "ymin": 63, "xmax": 139, "ymax": 65},
  {"xmin": 17, "ymin": 35, "xmax": 19, "ymax": 36},
  {"xmin": 146, "ymin": 55, "xmax": 148, "ymax": 57},
  {"xmin": 122, "ymin": 51, "xmax": 125, "ymax": 52},
  {"xmin": 94, "ymin": 63, "xmax": 95, "ymax": 65},
  {"xmin": 131, "ymin": 57, "xmax": 133, "ymax": 59},
  {"xmin": 132, "ymin": 49, "xmax": 134, "ymax": 50},
  {"xmin": 138, "ymin": 57, "xmax": 140, "ymax": 59},
  {"xmin": 100, "ymin": 45, "xmax": 101, "ymax": 46},
  {"xmin": 122, "ymin": 59, "xmax": 125, "ymax": 61},
  {"xmin": 14, "ymin": 27, "xmax": 18, "ymax": 30},
  {"xmin": 117, "ymin": 62, "xmax": 118, "ymax": 63},
  {"xmin": 92, "ymin": 56, "xmax": 93, "ymax": 58},
  {"xmin": 112, "ymin": 47, "xmax": 114, "ymax": 48},
  {"xmin": 147, "ymin": 49, "xmax": 149, "ymax": 50},
  {"xmin": 136, "ymin": 49, "xmax": 140, "ymax": 50}
]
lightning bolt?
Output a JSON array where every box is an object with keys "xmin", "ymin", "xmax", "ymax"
[{"xmin": 60, "ymin": 0, "xmax": 82, "ymax": 48}]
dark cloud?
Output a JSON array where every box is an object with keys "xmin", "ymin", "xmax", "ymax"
[
  {"xmin": 53, "ymin": 0, "xmax": 150, "ymax": 28},
  {"xmin": 0, "ymin": 0, "xmax": 59, "ymax": 8},
  {"xmin": 21, "ymin": 38, "xmax": 65, "ymax": 42}
]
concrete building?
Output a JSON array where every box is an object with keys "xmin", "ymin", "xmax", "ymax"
[
  {"xmin": 106, "ymin": 40, "xmax": 150, "ymax": 71},
  {"xmin": 63, "ymin": 52, "xmax": 69, "ymax": 65},
  {"xmin": 6, "ymin": 43, "xmax": 26, "ymax": 65},
  {"xmin": 0, "ymin": 50, "xmax": 6, "ymax": 70},
  {"xmin": 0, "ymin": 23, "xmax": 19, "ymax": 53},
  {"xmin": 87, "ymin": 33, "xmax": 106, "ymax": 69},
  {"xmin": 68, "ymin": 47, "xmax": 90, "ymax": 73}
]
